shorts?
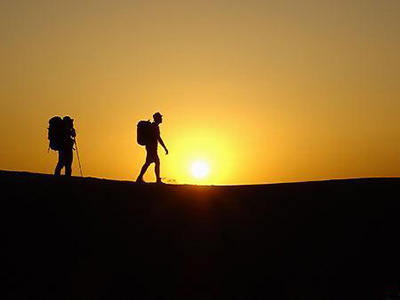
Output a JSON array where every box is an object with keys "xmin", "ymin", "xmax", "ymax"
[{"xmin": 145, "ymin": 146, "xmax": 159, "ymax": 163}]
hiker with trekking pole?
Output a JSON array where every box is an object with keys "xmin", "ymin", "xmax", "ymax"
[{"xmin": 48, "ymin": 116, "xmax": 83, "ymax": 177}]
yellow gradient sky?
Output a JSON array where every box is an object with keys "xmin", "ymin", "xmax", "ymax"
[{"xmin": 1, "ymin": 0, "xmax": 400, "ymax": 184}]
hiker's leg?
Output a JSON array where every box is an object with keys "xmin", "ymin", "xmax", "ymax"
[
  {"xmin": 155, "ymin": 157, "xmax": 161, "ymax": 182},
  {"xmin": 65, "ymin": 147, "xmax": 73, "ymax": 177},
  {"xmin": 55, "ymin": 150, "xmax": 65, "ymax": 176},
  {"xmin": 137, "ymin": 147, "xmax": 155, "ymax": 182},
  {"xmin": 137, "ymin": 161, "xmax": 150, "ymax": 181}
]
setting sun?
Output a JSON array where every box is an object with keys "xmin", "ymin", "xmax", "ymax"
[
  {"xmin": 0, "ymin": 0, "xmax": 399, "ymax": 186},
  {"xmin": 190, "ymin": 161, "xmax": 210, "ymax": 179}
]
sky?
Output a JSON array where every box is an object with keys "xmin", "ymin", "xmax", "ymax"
[{"xmin": 0, "ymin": 0, "xmax": 399, "ymax": 185}]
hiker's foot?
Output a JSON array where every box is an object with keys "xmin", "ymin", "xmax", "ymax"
[
  {"xmin": 156, "ymin": 179, "xmax": 164, "ymax": 184},
  {"xmin": 136, "ymin": 178, "xmax": 145, "ymax": 184}
]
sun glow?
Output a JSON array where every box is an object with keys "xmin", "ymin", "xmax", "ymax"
[{"xmin": 190, "ymin": 161, "xmax": 210, "ymax": 179}]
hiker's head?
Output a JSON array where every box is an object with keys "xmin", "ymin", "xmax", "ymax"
[
  {"xmin": 63, "ymin": 116, "xmax": 74, "ymax": 127},
  {"xmin": 153, "ymin": 112, "xmax": 162, "ymax": 124}
]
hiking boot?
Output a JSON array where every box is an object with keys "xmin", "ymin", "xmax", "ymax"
[{"xmin": 136, "ymin": 178, "xmax": 145, "ymax": 184}]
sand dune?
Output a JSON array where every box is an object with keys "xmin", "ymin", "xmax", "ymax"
[{"xmin": 2, "ymin": 170, "xmax": 400, "ymax": 300}]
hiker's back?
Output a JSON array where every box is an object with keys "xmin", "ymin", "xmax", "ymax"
[
  {"xmin": 48, "ymin": 116, "xmax": 64, "ymax": 150},
  {"xmin": 48, "ymin": 116, "xmax": 76, "ymax": 151},
  {"xmin": 137, "ymin": 120, "xmax": 158, "ymax": 146}
]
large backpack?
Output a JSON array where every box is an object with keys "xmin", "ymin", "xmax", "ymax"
[
  {"xmin": 137, "ymin": 120, "xmax": 153, "ymax": 146},
  {"xmin": 48, "ymin": 116, "xmax": 64, "ymax": 150}
]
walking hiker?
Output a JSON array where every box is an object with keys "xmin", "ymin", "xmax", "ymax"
[
  {"xmin": 48, "ymin": 116, "xmax": 76, "ymax": 176},
  {"xmin": 136, "ymin": 112, "xmax": 169, "ymax": 183}
]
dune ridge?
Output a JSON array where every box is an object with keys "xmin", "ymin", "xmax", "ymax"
[{"xmin": 2, "ymin": 170, "xmax": 400, "ymax": 300}]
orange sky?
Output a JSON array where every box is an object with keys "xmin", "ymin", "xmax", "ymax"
[{"xmin": 1, "ymin": 0, "xmax": 399, "ymax": 184}]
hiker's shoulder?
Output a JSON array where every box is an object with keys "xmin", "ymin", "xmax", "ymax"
[{"xmin": 152, "ymin": 123, "xmax": 160, "ymax": 132}]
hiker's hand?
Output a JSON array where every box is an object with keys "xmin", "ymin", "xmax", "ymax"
[{"xmin": 165, "ymin": 149, "xmax": 169, "ymax": 155}]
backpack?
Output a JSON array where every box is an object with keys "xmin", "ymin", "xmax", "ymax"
[
  {"xmin": 48, "ymin": 116, "xmax": 64, "ymax": 150},
  {"xmin": 137, "ymin": 120, "xmax": 152, "ymax": 146}
]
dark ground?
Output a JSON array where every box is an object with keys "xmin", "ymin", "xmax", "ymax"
[{"xmin": 1, "ymin": 170, "xmax": 400, "ymax": 300}]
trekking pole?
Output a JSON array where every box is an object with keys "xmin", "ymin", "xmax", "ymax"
[{"xmin": 74, "ymin": 137, "xmax": 84, "ymax": 177}]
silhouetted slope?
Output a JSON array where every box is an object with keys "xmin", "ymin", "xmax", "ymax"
[{"xmin": 2, "ymin": 170, "xmax": 400, "ymax": 300}]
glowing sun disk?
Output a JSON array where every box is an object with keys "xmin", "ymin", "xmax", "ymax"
[{"xmin": 190, "ymin": 161, "xmax": 209, "ymax": 179}]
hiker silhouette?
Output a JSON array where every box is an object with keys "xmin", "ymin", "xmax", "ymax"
[
  {"xmin": 136, "ymin": 112, "xmax": 168, "ymax": 183},
  {"xmin": 48, "ymin": 116, "xmax": 76, "ymax": 176}
]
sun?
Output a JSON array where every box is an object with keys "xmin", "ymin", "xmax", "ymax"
[{"xmin": 190, "ymin": 161, "xmax": 210, "ymax": 179}]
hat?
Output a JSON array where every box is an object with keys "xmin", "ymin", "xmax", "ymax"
[{"xmin": 63, "ymin": 116, "xmax": 74, "ymax": 122}]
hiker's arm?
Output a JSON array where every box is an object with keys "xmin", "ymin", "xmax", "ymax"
[
  {"xmin": 158, "ymin": 136, "xmax": 168, "ymax": 154},
  {"xmin": 71, "ymin": 129, "xmax": 76, "ymax": 138}
]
